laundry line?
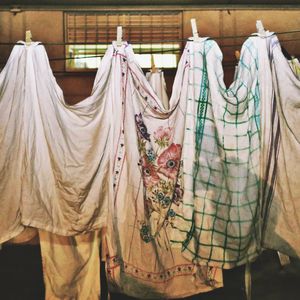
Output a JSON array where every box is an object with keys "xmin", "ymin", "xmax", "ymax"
[
  {"xmin": 0, "ymin": 39, "xmax": 299, "ymax": 69},
  {"xmin": 0, "ymin": 28, "xmax": 300, "ymax": 46},
  {"xmin": 30, "ymin": 37, "xmax": 300, "ymax": 64}
]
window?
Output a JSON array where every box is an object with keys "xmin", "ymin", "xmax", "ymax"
[{"xmin": 64, "ymin": 12, "xmax": 182, "ymax": 71}]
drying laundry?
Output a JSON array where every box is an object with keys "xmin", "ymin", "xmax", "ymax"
[
  {"xmin": 0, "ymin": 42, "xmax": 112, "ymax": 239},
  {"xmin": 262, "ymin": 35, "xmax": 300, "ymax": 258},
  {"xmin": 0, "ymin": 40, "xmax": 222, "ymax": 299},
  {"xmin": 105, "ymin": 41, "xmax": 222, "ymax": 299},
  {"xmin": 173, "ymin": 36, "xmax": 267, "ymax": 268},
  {"xmin": 2, "ymin": 31, "xmax": 300, "ymax": 300},
  {"xmin": 0, "ymin": 44, "xmax": 29, "ymax": 243},
  {"xmin": 39, "ymin": 230, "xmax": 101, "ymax": 300},
  {"xmin": 0, "ymin": 41, "xmax": 114, "ymax": 299}
]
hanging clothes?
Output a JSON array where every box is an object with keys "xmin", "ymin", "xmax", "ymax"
[
  {"xmin": 262, "ymin": 35, "xmax": 300, "ymax": 258},
  {"xmin": 146, "ymin": 69, "xmax": 169, "ymax": 109},
  {"xmin": 105, "ymin": 41, "xmax": 222, "ymax": 299},
  {"xmin": 39, "ymin": 230, "xmax": 101, "ymax": 300},
  {"xmin": 0, "ymin": 43, "xmax": 28, "ymax": 243},
  {"xmin": 173, "ymin": 36, "xmax": 268, "ymax": 269},
  {"xmin": 0, "ymin": 41, "xmax": 116, "ymax": 299},
  {"xmin": 0, "ymin": 42, "xmax": 113, "ymax": 239}
]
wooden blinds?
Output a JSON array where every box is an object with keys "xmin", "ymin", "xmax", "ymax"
[{"xmin": 65, "ymin": 12, "xmax": 182, "ymax": 45}]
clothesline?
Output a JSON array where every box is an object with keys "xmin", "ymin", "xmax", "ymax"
[
  {"xmin": 1, "ymin": 43, "xmax": 299, "ymax": 69},
  {"xmin": 33, "ymin": 37, "xmax": 300, "ymax": 64},
  {"xmin": 0, "ymin": 28, "xmax": 300, "ymax": 46},
  {"xmin": 0, "ymin": 33, "xmax": 299, "ymax": 69}
]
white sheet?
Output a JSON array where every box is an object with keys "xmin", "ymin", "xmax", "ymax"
[
  {"xmin": 0, "ymin": 42, "xmax": 114, "ymax": 239},
  {"xmin": 262, "ymin": 36, "xmax": 300, "ymax": 258}
]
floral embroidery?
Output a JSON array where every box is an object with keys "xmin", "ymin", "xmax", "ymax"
[
  {"xmin": 157, "ymin": 143, "xmax": 182, "ymax": 179},
  {"xmin": 173, "ymin": 183, "xmax": 184, "ymax": 206},
  {"xmin": 141, "ymin": 156, "xmax": 160, "ymax": 187},
  {"xmin": 135, "ymin": 113, "xmax": 151, "ymax": 141},
  {"xmin": 146, "ymin": 149, "xmax": 156, "ymax": 162},
  {"xmin": 134, "ymin": 113, "xmax": 184, "ymax": 245},
  {"xmin": 140, "ymin": 222, "xmax": 153, "ymax": 243},
  {"xmin": 154, "ymin": 126, "xmax": 172, "ymax": 148}
]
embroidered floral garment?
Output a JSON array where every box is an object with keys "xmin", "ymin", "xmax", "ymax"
[
  {"xmin": 173, "ymin": 36, "xmax": 268, "ymax": 268},
  {"xmin": 262, "ymin": 35, "xmax": 300, "ymax": 258},
  {"xmin": 105, "ymin": 42, "xmax": 222, "ymax": 299}
]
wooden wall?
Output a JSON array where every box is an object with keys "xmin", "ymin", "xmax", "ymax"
[{"xmin": 0, "ymin": 7, "xmax": 300, "ymax": 103}]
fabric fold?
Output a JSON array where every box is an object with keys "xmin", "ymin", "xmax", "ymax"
[
  {"xmin": 4, "ymin": 42, "xmax": 114, "ymax": 236},
  {"xmin": 262, "ymin": 35, "xmax": 300, "ymax": 258},
  {"xmin": 0, "ymin": 43, "xmax": 27, "ymax": 243}
]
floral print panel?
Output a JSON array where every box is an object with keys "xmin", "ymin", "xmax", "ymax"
[{"xmin": 135, "ymin": 113, "xmax": 184, "ymax": 245}]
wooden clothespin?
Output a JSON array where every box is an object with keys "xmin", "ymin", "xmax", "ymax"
[
  {"xmin": 256, "ymin": 20, "xmax": 266, "ymax": 36},
  {"xmin": 235, "ymin": 50, "xmax": 241, "ymax": 61},
  {"xmin": 25, "ymin": 30, "xmax": 32, "ymax": 45},
  {"xmin": 256, "ymin": 20, "xmax": 274, "ymax": 38},
  {"xmin": 151, "ymin": 54, "xmax": 157, "ymax": 73},
  {"xmin": 191, "ymin": 18, "xmax": 200, "ymax": 42},
  {"xmin": 116, "ymin": 26, "xmax": 122, "ymax": 47}
]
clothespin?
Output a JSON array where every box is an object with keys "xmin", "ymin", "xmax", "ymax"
[
  {"xmin": 255, "ymin": 20, "xmax": 273, "ymax": 38},
  {"xmin": 151, "ymin": 54, "xmax": 157, "ymax": 73},
  {"xmin": 116, "ymin": 26, "xmax": 122, "ymax": 47},
  {"xmin": 256, "ymin": 20, "xmax": 266, "ymax": 36},
  {"xmin": 25, "ymin": 30, "xmax": 32, "ymax": 45},
  {"xmin": 190, "ymin": 18, "xmax": 200, "ymax": 42},
  {"xmin": 235, "ymin": 50, "xmax": 240, "ymax": 61}
]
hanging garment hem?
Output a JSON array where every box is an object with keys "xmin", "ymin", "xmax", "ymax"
[
  {"xmin": 0, "ymin": 226, "xmax": 25, "ymax": 244},
  {"xmin": 21, "ymin": 219, "xmax": 106, "ymax": 236}
]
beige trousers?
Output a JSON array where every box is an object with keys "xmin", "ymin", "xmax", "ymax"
[{"xmin": 39, "ymin": 230, "xmax": 101, "ymax": 300}]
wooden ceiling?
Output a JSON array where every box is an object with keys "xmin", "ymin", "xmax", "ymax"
[{"xmin": 1, "ymin": 0, "xmax": 300, "ymax": 6}]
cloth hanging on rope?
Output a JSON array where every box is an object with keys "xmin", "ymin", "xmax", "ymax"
[
  {"xmin": 105, "ymin": 41, "xmax": 222, "ymax": 299},
  {"xmin": 0, "ymin": 44, "xmax": 28, "ymax": 243},
  {"xmin": 262, "ymin": 35, "xmax": 300, "ymax": 258},
  {"xmin": 0, "ymin": 40, "xmax": 222, "ymax": 299},
  {"xmin": 3, "ymin": 33, "xmax": 300, "ymax": 298},
  {"xmin": 172, "ymin": 36, "xmax": 269, "ymax": 268},
  {"xmin": 0, "ymin": 41, "xmax": 115, "ymax": 299},
  {"xmin": 0, "ymin": 42, "xmax": 113, "ymax": 241}
]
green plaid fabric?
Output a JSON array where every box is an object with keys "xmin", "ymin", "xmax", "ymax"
[{"xmin": 171, "ymin": 38, "xmax": 262, "ymax": 268}]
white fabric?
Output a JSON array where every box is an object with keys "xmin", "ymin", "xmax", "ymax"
[
  {"xmin": 0, "ymin": 41, "xmax": 222, "ymax": 299},
  {"xmin": 105, "ymin": 41, "xmax": 222, "ymax": 299},
  {"xmin": 5, "ymin": 35, "xmax": 300, "ymax": 297},
  {"xmin": 262, "ymin": 36, "xmax": 300, "ymax": 258},
  {"xmin": 0, "ymin": 41, "xmax": 114, "ymax": 300},
  {"xmin": 0, "ymin": 44, "xmax": 28, "ymax": 243},
  {"xmin": 174, "ymin": 36, "xmax": 267, "ymax": 268},
  {"xmin": 0, "ymin": 42, "xmax": 113, "ymax": 239},
  {"xmin": 146, "ymin": 70, "xmax": 169, "ymax": 109}
]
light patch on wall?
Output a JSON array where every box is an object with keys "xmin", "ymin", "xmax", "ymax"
[{"xmin": 66, "ymin": 43, "xmax": 180, "ymax": 71}]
